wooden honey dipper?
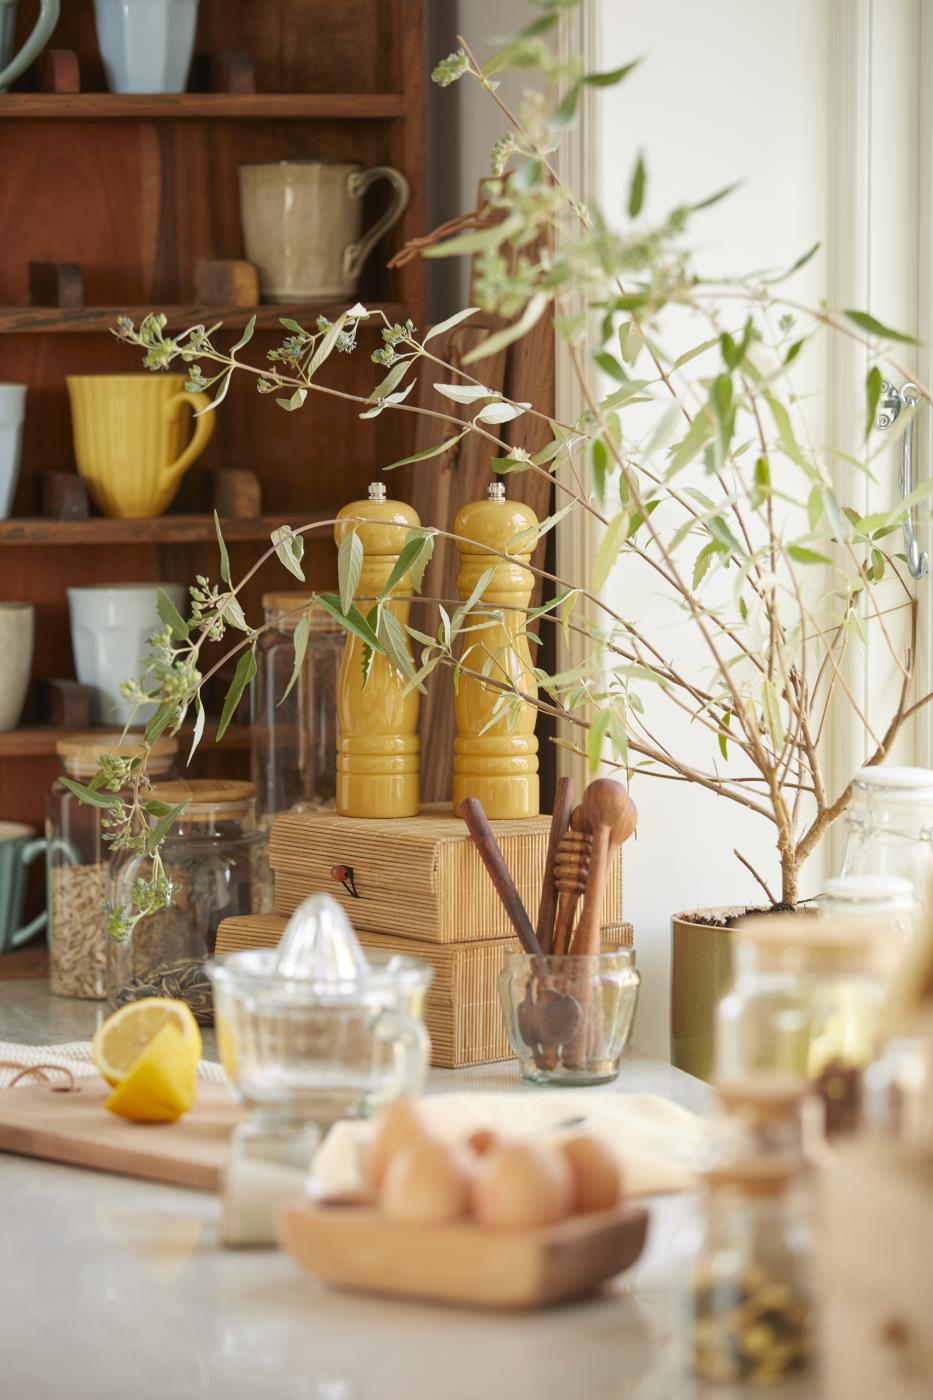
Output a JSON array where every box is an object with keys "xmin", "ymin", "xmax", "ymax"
[{"xmin": 550, "ymin": 807, "xmax": 591, "ymax": 956}]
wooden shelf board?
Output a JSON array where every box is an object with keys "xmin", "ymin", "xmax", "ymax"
[
  {"xmin": 0, "ymin": 512, "xmax": 333, "ymax": 546},
  {"xmin": 0, "ymin": 92, "xmax": 407, "ymax": 120},
  {"xmin": 0, "ymin": 720, "xmax": 250, "ymax": 759},
  {"xmin": 0, "ymin": 300, "xmax": 406, "ymax": 336}
]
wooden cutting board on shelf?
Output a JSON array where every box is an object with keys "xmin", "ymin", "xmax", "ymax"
[{"xmin": 0, "ymin": 1079, "xmax": 242, "ymax": 1190}]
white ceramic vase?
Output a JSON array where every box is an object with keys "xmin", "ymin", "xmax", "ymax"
[
  {"xmin": 0, "ymin": 384, "xmax": 26, "ymax": 520},
  {"xmin": 68, "ymin": 583, "xmax": 186, "ymax": 727},
  {"xmin": 93, "ymin": 0, "xmax": 199, "ymax": 94},
  {"xmin": 0, "ymin": 601, "xmax": 33, "ymax": 731}
]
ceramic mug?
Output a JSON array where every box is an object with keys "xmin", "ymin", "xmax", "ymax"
[
  {"xmin": 67, "ymin": 374, "xmax": 214, "ymax": 519},
  {"xmin": 0, "ymin": 0, "xmax": 60, "ymax": 93},
  {"xmin": 0, "ymin": 821, "xmax": 47, "ymax": 952},
  {"xmin": 239, "ymin": 161, "xmax": 410, "ymax": 302},
  {"xmin": 68, "ymin": 582, "xmax": 186, "ymax": 727},
  {"xmin": 93, "ymin": 0, "xmax": 198, "ymax": 94},
  {"xmin": 0, "ymin": 383, "xmax": 26, "ymax": 519},
  {"xmin": 0, "ymin": 601, "xmax": 32, "ymax": 731}
]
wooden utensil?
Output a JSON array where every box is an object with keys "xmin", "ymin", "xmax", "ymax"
[
  {"xmin": 574, "ymin": 781, "xmax": 637, "ymax": 958},
  {"xmin": 280, "ymin": 1198, "xmax": 649, "ymax": 1309},
  {"xmin": 459, "ymin": 797, "xmax": 543, "ymax": 955},
  {"xmin": 535, "ymin": 776, "xmax": 574, "ymax": 952},
  {"xmin": 551, "ymin": 806, "xmax": 591, "ymax": 956}
]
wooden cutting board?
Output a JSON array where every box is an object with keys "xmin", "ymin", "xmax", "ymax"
[{"xmin": 0, "ymin": 1079, "xmax": 243, "ymax": 1191}]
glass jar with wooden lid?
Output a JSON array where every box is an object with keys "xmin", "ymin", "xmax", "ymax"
[
  {"xmin": 716, "ymin": 914, "xmax": 906, "ymax": 1135},
  {"xmin": 47, "ymin": 732, "xmax": 179, "ymax": 1000},
  {"xmin": 106, "ymin": 779, "xmax": 261, "ymax": 1022},
  {"xmin": 684, "ymin": 1155, "xmax": 813, "ymax": 1386},
  {"xmin": 251, "ymin": 592, "xmax": 342, "ymax": 825}
]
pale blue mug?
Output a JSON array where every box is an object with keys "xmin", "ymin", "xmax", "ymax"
[
  {"xmin": 0, "ymin": 0, "xmax": 61, "ymax": 93},
  {"xmin": 0, "ymin": 820, "xmax": 47, "ymax": 952}
]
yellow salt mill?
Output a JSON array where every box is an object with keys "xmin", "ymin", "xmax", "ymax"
[
  {"xmin": 453, "ymin": 481, "xmax": 540, "ymax": 819},
  {"xmin": 334, "ymin": 482, "xmax": 421, "ymax": 818}
]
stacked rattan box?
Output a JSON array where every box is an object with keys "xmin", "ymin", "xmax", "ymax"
[{"xmin": 216, "ymin": 808, "xmax": 630, "ymax": 1069}]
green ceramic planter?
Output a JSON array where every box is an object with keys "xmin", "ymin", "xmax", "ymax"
[{"xmin": 670, "ymin": 907, "xmax": 745, "ymax": 1081}]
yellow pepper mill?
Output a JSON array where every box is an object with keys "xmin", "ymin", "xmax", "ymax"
[
  {"xmin": 452, "ymin": 482, "xmax": 540, "ymax": 819},
  {"xmin": 335, "ymin": 482, "xmax": 421, "ymax": 818}
]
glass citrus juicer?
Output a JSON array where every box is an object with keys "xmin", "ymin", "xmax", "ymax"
[{"xmin": 206, "ymin": 894, "xmax": 431, "ymax": 1243}]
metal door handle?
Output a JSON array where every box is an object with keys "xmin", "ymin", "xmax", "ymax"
[{"xmin": 877, "ymin": 379, "xmax": 928, "ymax": 580}]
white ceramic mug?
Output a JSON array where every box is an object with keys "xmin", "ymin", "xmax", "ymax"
[
  {"xmin": 0, "ymin": 384, "xmax": 26, "ymax": 520},
  {"xmin": 68, "ymin": 583, "xmax": 186, "ymax": 727},
  {"xmin": 0, "ymin": 601, "xmax": 32, "ymax": 731},
  {"xmin": 93, "ymin": 0, "xmax": 199, "ymax": 94},
  {"xmin": 239, "ymin": 161, "xmax": 410, "ymax": 302}
]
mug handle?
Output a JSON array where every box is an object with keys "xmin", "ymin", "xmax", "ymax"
[
  {"xmin": 368, "ymin": 1006, "xmax": 429, "ymax": 1106},
  {"xmin": 0, "ymin": 0, "xmax": 60, "ymax": 91},
  {"xmin": 162, "ymin": 390, "xmax": 216, "ymax": 487},
  {"xmin": 343, "ymin": 166, "xmax": 411, "ymax": 284},
  {"xmin": 10, "ymin": 837, "xmax": 48, "ymax": 948}
]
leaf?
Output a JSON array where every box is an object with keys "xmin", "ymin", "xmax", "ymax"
[
  {"xmin": 188, "ymin": 697, "xmax": 206, "ymax": 765},
  {"xmin": 582, "ymin": 59, "xmax": 641, "ymax": 87},
  {"xmin": 385, "ymin": 430, "xmax": 468, "ymax": 471},
  {"xmin": 807, "ymin": 486, "xmax": 823, "ymax": 532},
  {"xmin": 316, "ymin": 593, "xmax": 382, "ymax": 651},
  {"xmin": 279, "ymin": 317, "xmax": 307, "ymax": 334},
  {"xmin": 451, "ymin": 566, "xmax": 496, "ymax": 634},
  {"xmin": 380, "ymin": 531, "xmax": 434, "ymax": 598},
  {"xmin": 619, "ymin": 320, "xmax": 643, "ymax": 366},
  {"xmin": 59, "ymin": 777, "xmax": 121, "ymax": 810},
  {"xmin": 693, "ymin": 540, "xmax": 719, "ymax": 588},
  {"xmin": 144, "ymin": 704, "xmax": 176, "ymax": 743},
  {"xmin": 760, "ymin": 679, "xmax": 784, "ymax": 750},
  {"xmin": 214, "ymin": 510, "xmax": 231, "ymax": 585},
  {"xmin": 586, "ymin": 709, "xmax": 611, "ymax": 774},
  {"xmin": 309, "ymin": 312, "xmax": 349, "ymax": 374},
  {"xmin": 592, "ymin": 510, "xmax": 630, "ymax": 589},
  {"xmin": 707, "ymin": 516, "xmax": 744, "ymax": 556},
  {"xmin": 222, "ymin": 595, "xmax": 249, "ymax": 632},
  {"xmin": 627, "ymin": 152, "xmax": 646, "ymax": 218},
  {"xmin": 491, "ymin": 453, "xmax": 533, "ymax": 475},
  {"xmin": 338, "ymin": 527, "xmax": 363, "ymax": 613},
  {"xmin": 844, "ymin": 309, "xmax": 918, "ymax": 345},
  {"xmin": 667, "ymin": 412, "xmax": 713, "ymax": 477},
  {"xmin": 865, "ymin": 364, "xmax": 883, "ymax": 441},
  {"xmin": 422, "ymin": 215, "xmax": 523, "ymax": 258},
  {"xmin": 359, "ymin": 381, "xmax": 416, "ymax": 418},
  {"xmin": 369, "ymin": 358, "xmax": 411, "ymax": 402},
  {"xmin": 461, "ymin": 292, "xmax": 548, "ymax": 365},
  {"xmin": 271, "ymin": 525, "xmax": 305, "ymax": 581},
  {"xmin": 718, "ymin": 709, "xmax": 732, "ymax": 761},
  {"xmin": 750, "ymin": 455, "xmax": 771, "ymax": 509},
  {"xmin": 377, "ymin": 608, "xmax": 415, "ymax": 682},
  {"xmin": 787, "ymin": 544, "xmax": 831, "ymax": 565},
  {"xmin": 424, "ymin": 307, "xmax": 479, "ymax": 343},
  {"xmin": 474, "ymin": 400, "xmax": 529, "ymax": 424},
  {"xmin": 156, "ymin": 588, "xmax": 187, "ymax": 641},
  {"xmin": 278, "ymin": 612, "xmax": 310, "ymax": 708},
  {"xmin": 276, "ymin": 388, "xmax": 307, "ymax": 412},
  {"xmin": 590, "ymin": 436, "xmax": 608, "ymax": 507},
  {"xmin": 145, "ymin": 802, "xmax": 188, "ymax": 857},
  {"xmin": 593, "ymin": 350, "xmax": 628, "ymax": 384},
  {"xmin": 216, "ymin": 647, "xmax": 257, "ymax": 741},
  {"xmin": 433, "ymin": 381, "xmax": 496, "ymax": 404},
  {"xmin": 764, "ymin": 392, "xmax": 812, "ymax": 472}
]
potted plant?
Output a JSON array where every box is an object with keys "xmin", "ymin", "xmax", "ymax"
[{"xmin": 74, "ymin": 2, "xmax": 933, "ymax": 1076}]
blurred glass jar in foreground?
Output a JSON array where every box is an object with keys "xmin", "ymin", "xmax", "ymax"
[
  {"xmin": 716, "ymin": 915, "xmax": 904, "ymax": 1136},
  {"xmin": 107, "ymin": 780, "xmax": 261, "ymax": 1023},
  {"xmin": 819, "ymin": 872, "xmax": 918, "ymax": 938},
  {"xmin": 840, "ymin": 765, "xmax": 933, "ymax": 903},
  {"xmin": 684, "ymin": 1157, "xmax": 813, "ymax": 1387},
  {"xmin": 48, "ymin": 732, "xmax": 178, "ymax": 999},
  {"xmin": 500, "ymin": 947, "xmax": 640, "ymax": 1086}
]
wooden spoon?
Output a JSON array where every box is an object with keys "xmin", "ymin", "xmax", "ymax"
[
  {"xmin": 551, "ymin": 806, "xmax": 591, "ymax": 955},
  {"xmin": 459, "ymin": 797, "xmax": 543, "ymax": 955},
  {"xmin": 535, "ymin": 776, "xmax": 574, "ymax": 952},
  {"xmin": 573, "ymin": 781, "xmax": 637, "ymax": 958}
]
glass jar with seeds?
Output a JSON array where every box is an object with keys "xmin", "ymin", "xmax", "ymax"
[
  {"xmin": 685, "ymin": 1158, "xmax": 813, "ymax": 1387},
  {"xmin": 47, "ymin": 733, "xmax": 179, "ymax": 1000},
  {"xmin": 716, "ymin": 915, "xmax": 905, "ymax": 1137},
  {"xmin": 107, "ymin": 779, "xmax": 261, "ymax": 1023}
]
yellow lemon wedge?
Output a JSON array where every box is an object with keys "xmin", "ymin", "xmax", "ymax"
[
  {"xmin": 104, "ymin": 1022, "xmax": 198, "ymax": 1123},
  {"xmin": 92, "ymin": 998, "xmax": 202, "ymax": 1087}
]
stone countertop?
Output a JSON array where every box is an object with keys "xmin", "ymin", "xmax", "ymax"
[{"xmin": 0, "ymin": 981, "xmax": 812, "ymax": 1400}]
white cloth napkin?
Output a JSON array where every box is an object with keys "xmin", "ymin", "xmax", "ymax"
[
  {"xmin": 313, "ymin": 1090, "xmax": 711, "ymax": 1198},
  {"xmin": 0, "ymin": 1040, "xmax": 228, "ymax": 1088}
]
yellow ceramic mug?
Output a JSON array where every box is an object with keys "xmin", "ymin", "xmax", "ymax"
[{"xmin": 67, "ymin": 374, "xmax": 214, "ymax": 519}]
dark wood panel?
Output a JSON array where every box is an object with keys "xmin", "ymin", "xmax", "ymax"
[
  {"xmin": 0, "ymin": 513, "xmax": 328, "ymax": 546},
  {"xmin": 0, "ymin": 301, "xmax": 407, "ymax": 334},
  {"xmin": 0, "ymin": 94, "xmax": 407, "ymax": 119}
]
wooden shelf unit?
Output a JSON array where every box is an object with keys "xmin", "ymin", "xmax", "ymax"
[
  {"xmin": 0, "ymin": 0, "xmax": 426, "ymax": 887},
  {"xmin": 0, "ymin": 720, "xmax": 251, "ymax": 760}
]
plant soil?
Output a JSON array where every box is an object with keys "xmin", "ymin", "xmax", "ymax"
[{"xmin": 677, "ymin": 903, "xmax": 798, "ymax": 929}]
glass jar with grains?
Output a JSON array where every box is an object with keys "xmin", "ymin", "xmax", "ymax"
[
  {"xmin": 47, "ymin": 733, "xmax": 178, "ymax": 999},
  {"xmin": 107, "ymin": 779, "xmax": 261, "ymax": 1023}
]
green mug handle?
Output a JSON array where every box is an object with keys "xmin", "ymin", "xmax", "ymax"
[
  {"xmin": 0, "ymin": 0, "xmax": 61, "ymax": 92},
  {"xmin": 9, "ymin": 836, "xmax": 49, "ymax": 948}
]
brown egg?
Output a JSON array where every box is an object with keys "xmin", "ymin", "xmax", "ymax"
[
  {"xmin": 381, "ymin": 1138, "xmax": 473, "ymax": 1224},
  {"xmin": 365, "ymin": 1098, "xmax": 434, "ymax": 1192},
  {"xmin": 466, "ymin": 1128, "xmax": 505, "ymax": 1157},
  {"xmin": 472, "ymin": 1141, "xmax": 574, "ymax": 1229},
  {"xmin": 559, "ymin": 1134, "xmax": 623, "ymax": 1213}
]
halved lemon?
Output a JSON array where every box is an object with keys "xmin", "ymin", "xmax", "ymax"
[
  {"xmin": 105, "ymin": 1022, "xmax": 197, "ymax": 1123},
  {"xmin": 92, "ymin": 998, "xmax": 202, "ymax": 1087}
]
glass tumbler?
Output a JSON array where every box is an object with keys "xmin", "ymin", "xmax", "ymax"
[{"xmin": 499, "ymin": 948, "xmax": 641, "ymax": 1085}]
